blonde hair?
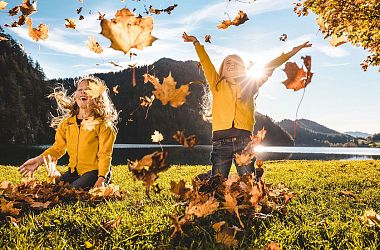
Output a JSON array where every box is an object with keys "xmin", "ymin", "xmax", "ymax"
[{"xmin": 49, "ymin": 76, "xmax": 118, "ymax": 130}]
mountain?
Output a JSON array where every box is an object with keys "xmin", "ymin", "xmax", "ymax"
[
  {"xmin": 0, "ymin": 32, "xmax": 292, "ymax": 145},
  {"xmin": 344, "ymin": 131, "xmax": 371, "ymax": 138},
  {"xmin": 277, "ymin": 119, "xmax": 354, "ymax": 146}
]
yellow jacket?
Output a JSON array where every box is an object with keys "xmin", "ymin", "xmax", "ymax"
[
  {"xmin": 195, "ymin": 43, "xmax": 289, "ymax": 132},
  {"xmin": 41, "ymin": 116, "xmax": 116, "ymax": 177}
]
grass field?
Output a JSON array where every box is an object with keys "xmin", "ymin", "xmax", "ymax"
[{"xmin": 1, "ymin": 160, "xmax": 379, "ymax": 249}]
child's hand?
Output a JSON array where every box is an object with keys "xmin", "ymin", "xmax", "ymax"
[
  {"xmin": 294, "ymin": 41, "xmax": 312, "ymax": 51},
  {"xmin": 182, "ymin": 32, "xmax": 198, "ymax": 43}
]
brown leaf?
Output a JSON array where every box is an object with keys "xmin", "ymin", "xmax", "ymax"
[
  {"xmin": 234, "ymin": 153, "xmax": 253, "ymax": 167},
  {"xmin": 279, "ymin": 33, "xmax": 287, "ymax": 42},
  {"xmin": 185, "ymin": 197, "xmax": 219, "ymax": 218},
  {"xmin": 167, "ymin": 214, "xmax": 183, "ymax": 237},
  {"xmin": 212, "ymin": 221, "xmax": 226, "ymax": 232},
  {"xmin": 0, "ymin": 199, "xmax": 21, "ymax": 216},
  {"xmin": 102, "ymin": 216, "xmax": 122, "ymax": 230},
  {"xmin": 110, "ymin": 61, "xmax": 123, "ymax": 68},
  {"xmin": 26, "ymin": 17, "xmax": 48, "ymax": 41},
  {"xmin": 172, "ymin": 130, "xmax": 198, "ymax": 148},
  {"xmin": 148, "ymin": 4, "xmax": 178, "ymax": 15},
  {"xmin": 217, "ymin": 10, "xmax": 249, "ymax": 30},
  {"xmin": 140, "ymin": 95, "xmax": 155, "ymax": 108},
  {"xmin": 338, "ymin": 190, "xmax": 355, "ymax": 198},
  {"xmin": 8, "ymin": 6, "xmax": 19, "ymax": 16},
  {"xmin": 282, "ymin": 62, "xmax": 309, "ymax": 91},
  {"xmin": 64, "ymin": 18, "xmax": 76, "ymax": 29},
  {"xmin": 20, "ymin": 0, "xmax": 37, "ymax": 17},
  {"xmin": 29, "ymin": 201, "xmax": 51, "ymax": 209},
  {"xmin": 204, "ymin": 34, "xmax": 211, "ymax": 43},
  {"xmin": 170, "ymin": 180, "xmax": 191, "ymax": 199},
  {"xmin": 76, "ymin": 7, "xmax": 83, "ymax": 14},
  {"xmin": 360, "ymin": 209, "xmax": 380, "ymax": 227},
  {"xmin": 215, "ymin": 227, "xmax": 238, "ymax": 248},
  {"xmin": 100, "ymin": 8, "xmax": 157, "ymax": 54},
  {"xmin": 87, "ymin": 35, "xmax": 103, "ymax": 54},
  {"xmin": 98, "ymin": 11, "xmax": 105, "ymax": 20}
]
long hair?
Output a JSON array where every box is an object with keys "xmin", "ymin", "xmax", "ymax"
[{"xmin": 49, "ymin": 76, "xmax": 118, "ymax": 130}]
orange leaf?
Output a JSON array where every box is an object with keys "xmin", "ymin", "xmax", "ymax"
[
  {"xmin": 186, "ymin": 197, "xmax": 219, "ymax": 218},
  {"xmin": 0, "ymin": 1, "xmax": 7, "ymax": 10},
  {"xmin": 265, "ymin": 242, "xmax": 281, "ymax": 250},
  {"xmin": 64, "ymin": 18, "xmax": 76, "ymax": 29},
  {"xmin": 217, "ymin": 10, "xmax": 249, "ymax": 30},
  {"xmin": 282, "ymin": 61, "xmax": 312, "ymax": 91},
  {"xmin": 100, "ymin": 8, "xmax": 157, "ymax": 54},
  {"xmin": 26, "ymin": 17, "xmax": 48, "ymax": 41}
]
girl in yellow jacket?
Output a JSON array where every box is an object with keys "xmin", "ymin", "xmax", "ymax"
[
  {"xmin": 183, "ymin": 32, "xmax": 311, "ymax": 179},
  {"xmin": 19, "ymin": 76, "xmax": 118, "ymax": 189}
]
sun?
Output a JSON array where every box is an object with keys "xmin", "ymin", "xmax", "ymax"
[{"xmin": 246, "ymin": 62, "xmax": 267, "ymax": 81}]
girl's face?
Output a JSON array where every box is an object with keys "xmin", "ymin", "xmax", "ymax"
[
  {"xmin": 222, "ymin": 56, "xmax": 246, "ymax": 78},
  {"xmin": 75, "ymin": 80, "xmax": 91, "ymax": 109}
]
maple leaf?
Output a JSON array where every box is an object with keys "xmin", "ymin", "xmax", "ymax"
[
  {"xmin": 279, "ymin": 33, "xmax": 288, "ymax": 42},
  {"xmin": 20, "ymin": 0, "xmax": 37, "ymax": 17},
  {"xmin": 85, "ymin": 80, "xmax": 106, "ymax": 99},
  {"xmin": 98, "ymin": 11, "xmax": 105, "ymax": 20},
  {"xmin": 145, "ymin": 73, "xmax": 190, "ymax": 108},
  {"xmin": 100, "ymin": 8, "xmax": 158, "ymax": 54},
  {"xmin": 65, "ymin": 18, "xmax": 76, "ymax": 29},
  {"xmin": 140, "ymin": 95, "xmax": 155, "ymax": 108},
  {"xmin": 204, "ymin": 34, "xmax": 211, "ymax": 43},
  {"xmin": 185, "ymin": 197, "xmax": 219, "ymax": 218},
  {"xmin": 0, "ymin": 199, "xmax": 21, "ymax": 216},
  {"xmin": 0, "ymin": 36, "xmax": 8, "ymax": 42},
  {"xmin": 43, "ymin": 155, "xmax": 61, "ymax": 184},
  {"xmin": 217, "ymin": 10, "xmax": 249, "ymax": 30},
  {"xmin": 170, "ymin": 179, "xmax": 192, "ymax": 200},
  {"xmin": 172, "ymin": 130, "xmax": 198, "ymax": 148},
  {"xmin": 282, "ymin": 61, "xmax": 312, "ymax": 91},
  {"xmin": 0, "ymin": 1, "xmax": 7, "ymax": 10},
  {"xmin": 234, "ymin": 153, "xmax": 253, "ymax": 167},
  {"xmin": 89, "ymin": 184, "xmax": 122, "ymax": 199},
  {"xmin": 151, "ymin": 130, "xmax": 163, "ymax": 143},
  {"xmin": 215, "ymin": 228, "xmax": 238, "ymax": 248},
  {"xmin": 112, "ymin": 85, "xmax": 119, "ymax": 95},
  {"xmin": 329, "ymin": 33, "xmax": 346, "ymax": 47},
  {"xmin": 8, "ymin": 6, "xmax": 19, "ymax": 16},
  {"xmin": 87, "ymin": 35, "xmax": 103, "ymax": 54},
  {"xmin": 223, "ymin": 191, "xmax": 244, "ymax": 228},
  {"xmin": 26, "ymin": 17, "xmax": 48, "ymax": 41},
  {"xmin": 81, "ymin": 117, "xmax": 100, "ymax": 131}
]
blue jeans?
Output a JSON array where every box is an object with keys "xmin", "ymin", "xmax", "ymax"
[
  {"xmin": 60, "ymin": 168, "xmax": 112, "ymax": 189},
  {"xmin": 210, "ymin": 136, "xmax": 255, "ymax": 179}
]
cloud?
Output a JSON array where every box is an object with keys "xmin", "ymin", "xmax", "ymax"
[{"xmin": 314, "ymin": 43, "xmax": 350, "ymax": 58}]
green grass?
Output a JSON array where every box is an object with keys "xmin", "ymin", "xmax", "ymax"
[{"xmin": 1, "ymin": 160, "xmax": 379, "ymax": 249}]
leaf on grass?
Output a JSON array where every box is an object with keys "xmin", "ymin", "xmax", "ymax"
[
  {"xmin": 185, "ymin": 197, "xmax": 219, "ymax": 218},
  {"xmin": 0, "ymin": 199, "xmax": 21, "ymax": 216},
  {"xmin": 145, "ymin": 73, "xmax": 190, "ymax": 108},
  {"xmin": 212, "ymin": 221, "xmax": 226, "ymax": 232},
  {"xmin": 64, "ymin": 18, "xmax": 76, "ymax": 29},
  {"xmin": 26, "ymin": 17, "xmax": 48, "ymax": 41},
  {"xmin": 338, "ymin": 190, "xmax": 355, "ymax": 198},
  {"xmin": 87, "ymin": 35, "xmax": 103, "ymax": 54},
  {"xmin": 81, "ymin": 117, "xmax": 100, "ymax": 131},
  {"xmin": 0, "ymin": 1, "xmax": 7, "ymax": 10},
  {"xmin": 167, "ymin": 214, "xmax": 183, "ymax": 237},
  {"xmin": 170, "ymin": 180, "xmax": 191, "ymax": 199},
  {"xmin": 172, "ymin": 130, "xmax": 198, "ymax": 148},
  {"xmin": 360, "ymin": 210, "xmax": 380, "ymax": 227},
  {"xmin": 215, "ymin": 227, "xmax": 238, "ymax": 248},
  {"xmin": 0, "ymin": 181, "xmax": 12, "ymax": 190},
  {"xmin": 89, "ymin": 184, "xmax": 122, "ymax": 199},
  {"xmin": 29, "ymin": 201, "xmax": 51, "ymax": 209},
  {"xmin": 102, "ymin": 216, "xmax": 122, "ymax": 230},
  {"xmin": 265, "ymin": 242, "xmax": 281, "ymax": 250},
  {"xmin": 151, "ymin": 130, "xmax": 163, "ymax": 143},
  {"xmin": 85, "ymin": 80, "xmax": 106, "ymax": 99},
  {"xmin": 100, "ymin": 8, "xmax": 157, "ymax": 54},
  {"xmin": 217, "ymin": 10, "xmax": 249, "ymax": 30}
]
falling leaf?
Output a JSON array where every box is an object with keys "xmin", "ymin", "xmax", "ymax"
[
  {"xmin": 234, "ymin": 153, "xmax": 253, "ymax": 167},
  {"xmin": 87, "ymin": 35, "xmax": 103, "ymax": 54},
  {"xmin": 148, "ymin": 4, "xmax": 178, "ymax": 15},
  {"xmin": 172, "ymin": 130, "xmax": 198, "ymax": 148},
  {"xmin": 20, "ymin": 0, "xmax": 37, "ymax": 17},
  {"xmin": 79, "ymin": 15, "xmax": 84, "ymax": 20},
  {"xmin": 0, "ymin": 1, "xmax": 7, "ymax": 10},
  {"xmin": 145, "ymin": 73, "xmax": 190, "ymax": 108},
  {"xmin": 204, "ymin": 34, "xmax": 211, "ymax": 43},
  {"xmin": 76, "ymin": 7, "xmax": 83, "ymax": 14},
  {"xmin": 235, "ymin": 128, "xmax": 266, "ymax": 167},
  {"xmin": 129, "ymin": 52, "xmax": 137, "ymax": 60},
  {"xmin": 140, "ymin": 95, "xmax": 155, "ymax": 108},
  {"xmin": 112, "ymin": 85, "xmax": 119, "ymax": 95},
  {"xmin": 85, "ymin": 80, "xmax": 106, "ymax": 99},
  {"xmin": 279, "ymin": 33, "xmax": 288, "ymax": 42},
  {"xmin": 170, "ymin": 180, "xmax": 192, "ymax": 199},
  {"xmin": 8, "ymin": 6, "xmax": 19, "ymax": 16},
  {"xmin": 100, "ymin": 8, "xmax": 158, "ymax": 54},
  {"xmin": 0, "ymin": 36, "xmax": 9, "ymax": 42},
  {"xmin": 217, "ymin": 10, "xmax": 249, "ymax": 30},
  {"xmin": 43, "ymin": 155, "xmax": 61, "ymax": 184},
  {"xmin": 167, "ymin": 214, "xmax": 183, "ymax": 237},
  {"xmin": 98, "ymin": 11, "xmax": 105, "ymax": 20},
  {"xmin": 26, "ymin": 17, "xmax": 48, "ymax": 41},
  {"xmin": 316, "ymin": 16, "xmax": 327, "ymax": 33},
  {"xmin": 65, "ymin": 18, "xmax": 76, "ymax": 29},
  {"xmin": 282, "ymin": 62, "xmax": 309, "ymax": 91},
  {"xmin": 81, "ymin": 117, "xmax": 100, "ymax": 131},
  {"xmin": 151, "ymin": 130, "xmax": 163, "ymax": 143},
  {"xmin": 329, "ymin": 33, "xmax": 346, "ymax": 47},
  {"xmin": 109, "ymin": 61, "xmax": 123, "ymax": 68}
]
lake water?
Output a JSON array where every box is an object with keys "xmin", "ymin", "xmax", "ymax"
[{"xmin": 1, "ymin": 144, "xmax": 379, "ymax": 166}]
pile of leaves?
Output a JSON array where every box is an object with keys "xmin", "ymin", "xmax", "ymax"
[
  {"xmin": 0, "ymin": 179, "xmax": 125, "ymax": 222},
  {"xmin": 168, "ymin": 168, "xmax": 295, "ymax": 248}
]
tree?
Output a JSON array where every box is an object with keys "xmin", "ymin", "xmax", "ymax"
[{"xmin": 295, "ymin": 0, "xmax": 380, "ymax": 71}]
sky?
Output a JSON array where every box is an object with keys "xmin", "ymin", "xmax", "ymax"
[{"xmin": 1, "ymin": 0, "xmax": 379, "ymax": 134}]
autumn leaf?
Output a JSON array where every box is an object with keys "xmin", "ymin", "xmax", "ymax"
[
  {"xmin": 29, "ymin": 201, "xmax": 51, "ymax": 209},
  {"xmin": 140, "ymin": 95, "xmax": 155, "ymax": 108},
  {"xmin": 212, "ymin": 221, "xmax": 226, "ymax": 232},
  {"xmin": 282, "ymin": 59, "xmax": 313, "ymax": 91},
  {"xmin": 102, "ymin": 216, "xmax": 122, "ymax": 230},
  {"xmin": 234, "ymin": 153, "xmax": 253, "ymax": 167},
  {"xmin": 85, "ymin": 80, "xmax": 106, "ymax": 99},
  {"xmin": 76, "ymin": 7, "xmax": 82, "ymax": 14},
  {"xmin": 109, "ymin": 61, "xmax": 123, "ymax": 68},
  {"xmin": 112, "ymin": 85, "xmax": 119, "ymax": 95},
  {"xmin": 79, "ymin": 15, "xmax": 84, "ymax": 20},
  {"xmin": 217, "ymin": 10, "xmax": 249, "ymax": 30},
  {"xmin": 43, "ymin": 155, "xmax": 61, "ymax": 184},
  {"xmin": 329, "ymin": 33, "xmax": 346, "ymax": 47},
  {"xmin": 20, "ymin": 0, "xmax": 37, "ymax": 17},
  {"xmin": 26, "ymin": 17, "xmax": 48, "ymax": 41},
  {"xmin": 223, "ymin": 191, "xmax": 244, "ymax": 228},
  {"xmin": 0, "ymin": 1, "xmax": 7, "ymax": 10},
  {"xmin": 204, "ymin": 34, "xmax": 211, "ymax": 43},
  {"xmin": 148, "ymin": 4, "xmax": 178, "ymax": 15},
  {"xmin": 64, "ymin": 18, "xmax": 76, "ymax": 29},
  {"xmin": 167, "ymin": 214, "xmax": 183, "ymax": 237},
  {"xmin": 100, "ymin": 8, "xmax": 158, "ymax": 54},
  {"xmin": 360, "ymin": 209, "xmax": 380, "ymax": 227},
  {"xmin": 279, "ymin": 33, "xmax": 288, "ymax": 42},
  {"xmin": 87, "ymin": 35, "xmax": 103, "ymax": 54},
  {"xmin": 170, "ymin": 179, "xmax": 192, "ymax": 200},
  {"xmin": 81, "ymin": 117, "xmax": 100, "ymax": 131},
  {"xmin": 172, "ymin": 130, "xmax": 198, "ymax": 148},
  {"xmin": 186, "ymin": 196, "xmax": 219, "ymax": 218},
  {"xmin": 151, "ymin": 130, "xmax": 163, "ymax": 143},
  {"xmin": 145, "ymin": 73, "xmax": 190, "ymax": 108},
  {"xmin": 215, "ymin": 227, "xmax": 238, "ymax": 248},
  {"xmin": 338, "ymin": 190, "xmax": 355, "ymax": 198},
  {"xmin": 0, "ymin": 199, "xmax": 21, "ymax": 216},
  {"xmin": 89, "ymin": 184, "xmax": 122, "ymax": 199},
  {"xmin": 8, "ymin": 6, "xmax": 19, "ymax": 16},
  {"xmin": 0, "ymin": 35, "xmax": 9, "ymax": 42},
  {"xmin": 98, "ymin": 11, "xmax": 105, "ymax": 20},
  {"xmin": 265, "ymin": 242, "xmax": 281, "ymax": 250}
]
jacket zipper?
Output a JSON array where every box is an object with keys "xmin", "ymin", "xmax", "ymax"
[{"xmin": 75, "ymin": 123, "xmax": 81, "ymax": 172}]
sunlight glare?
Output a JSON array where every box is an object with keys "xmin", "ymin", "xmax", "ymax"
[{"xmin": 247, "ymin": 62, "xmax": 267, "ymax": 81}]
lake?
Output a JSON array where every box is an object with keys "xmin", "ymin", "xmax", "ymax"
[{"xmin": 1, "ymin": 144, "xmax": 379, "ymax": 166}]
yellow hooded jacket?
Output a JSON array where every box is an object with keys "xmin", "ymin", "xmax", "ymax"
[
  {"xmin": 194, "ymin": 43, "xmax": 290, "ymax": 133},
  {"xmin": 41, "ymin": 116, "xmax": 116, "ymax": 177}
]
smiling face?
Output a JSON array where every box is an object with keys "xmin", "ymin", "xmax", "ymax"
[
  {"xmin": 220, "ymin": 54, "xmax": 246, "ymax": 79},
  {"xmin": 75, "ymin": 80, "xmax": 91, "ymax": 110}
]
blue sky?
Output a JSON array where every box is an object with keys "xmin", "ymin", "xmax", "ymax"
[{"xmin": 1, "ymin": 0, "xmax": 379, "ymax": 134}]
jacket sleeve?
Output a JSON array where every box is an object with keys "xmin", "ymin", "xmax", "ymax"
[
  {"xmin": 255, "ymin": 53, "xmax": 290, "ymax": 88},
  {"xmin": 194, "ymin": 43, "xmax": 219, "ymax": 91},
  {"xmin": 97, "ymin": 123, "xmax": 117, "ymax": 177},
  {"xmin": 40, "ymin": 119, "xmax": 67, "ymax": 160}
]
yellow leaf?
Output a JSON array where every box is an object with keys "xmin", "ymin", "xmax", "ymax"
[
  {"xmin": 0, "ymin": 1, "xmax": 7, "ymax": 10},
  {"xmin": 64, "ymin": 18, "xmax": 76, "ymax": 29},
  {"xmin": 85, "ymin": 80, "xmax": 106, "ymax": 99},
  {"xmin": 26, "ymin": 17, "xmax": 48, "ymax": 42},
  {"xmin": 84, "ymin": 241, "xmax": 93, "ymax": 249},
  {"xmin": 100, "ymin": 8, "xmax": 157, "ymax": 54},
  {"xmin": 87, "ymin": 35, "xmax": 103, "ymax": 54},
  {"xmin": 329, "ymin": 34, "xmax": 346, "ymax": 47},
  {"xmin": 151, "ymin": 130, "xmax": 163, "ymax": 143}
]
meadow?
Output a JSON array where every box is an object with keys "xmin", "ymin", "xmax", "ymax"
[{"xmin": 0, "ymin": 160, "xmax": 379, "ymax": 249}]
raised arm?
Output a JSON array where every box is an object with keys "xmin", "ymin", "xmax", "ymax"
[{"xmin": 182, "ymin": 32, "xmax": 219, "ymax": 91}]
